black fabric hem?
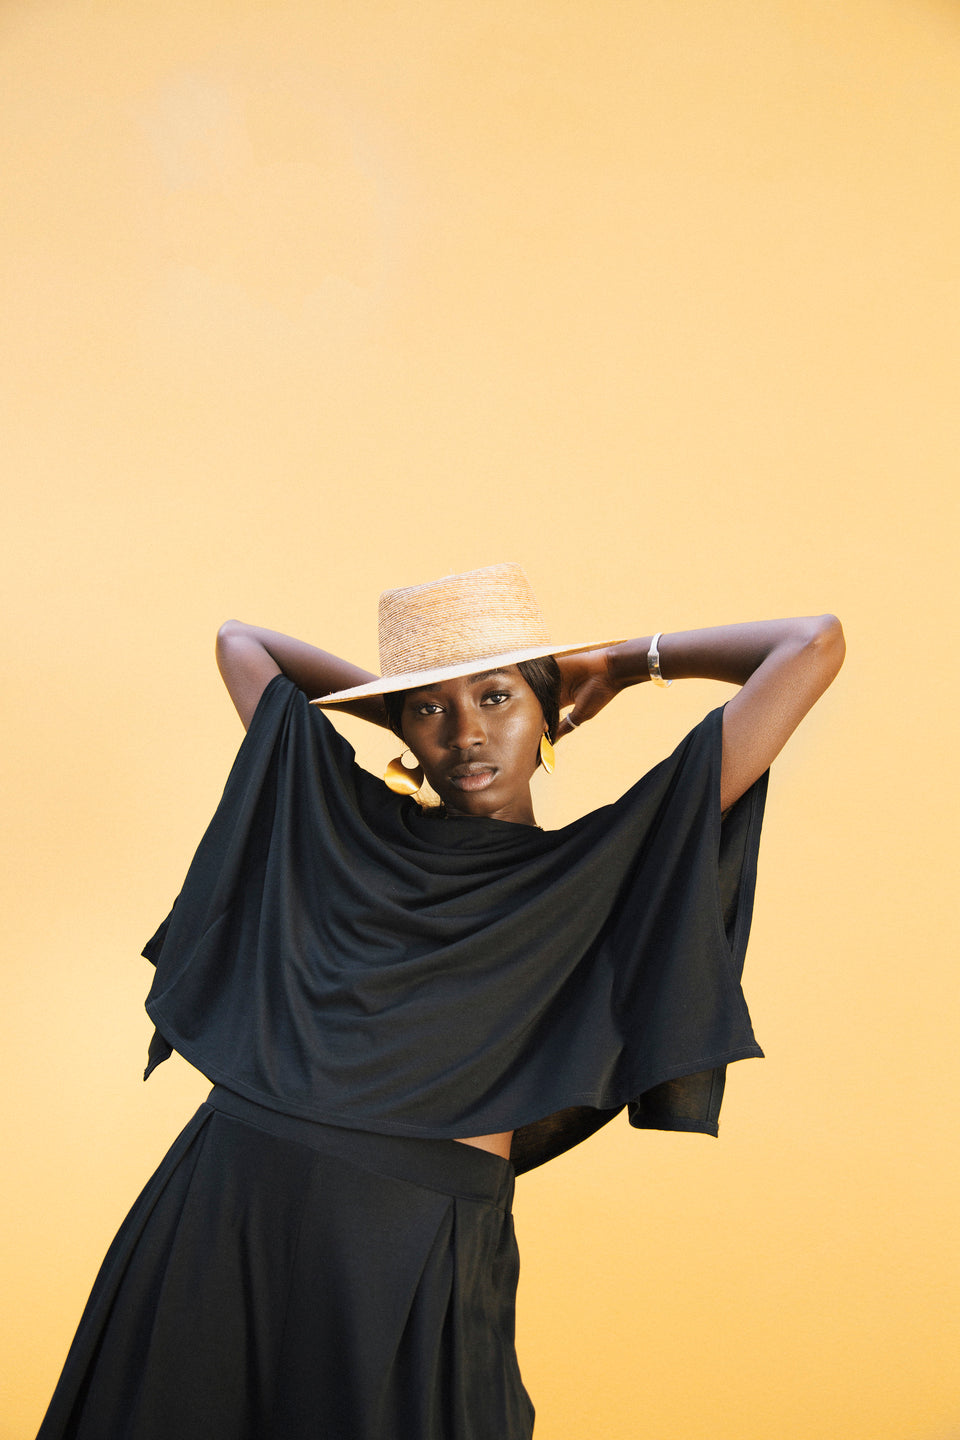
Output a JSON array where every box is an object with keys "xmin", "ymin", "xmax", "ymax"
[{"xmin": 145, "ymin": 1002, "xmax": 763, "ymax": 1162}]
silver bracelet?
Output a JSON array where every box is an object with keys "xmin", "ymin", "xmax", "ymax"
[{"xmin": 647, "ymin": 632, "xmax": 672, "ymax": 688}]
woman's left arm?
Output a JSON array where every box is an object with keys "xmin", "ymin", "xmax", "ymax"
[{"xmin": 559, "ymin": 616, "xmax": 845, "ymax": 812}]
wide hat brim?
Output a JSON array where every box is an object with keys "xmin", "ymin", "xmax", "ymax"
[{"xmin": 313, "ymin": 637, "xmax": 620, "ymax": 706}]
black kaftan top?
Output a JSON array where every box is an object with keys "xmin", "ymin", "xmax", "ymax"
[{"xmin": 142, "ymin": 674, "xmax": 767, "ymax": 1173}]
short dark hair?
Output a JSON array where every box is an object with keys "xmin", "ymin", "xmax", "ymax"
[
  {"xmin": 515, "ymin": 656, "xmax": 562, "ymax": 748},
  {"xmin": 384, "ymin": 656, "xmax": 562, "ymax": 764}
]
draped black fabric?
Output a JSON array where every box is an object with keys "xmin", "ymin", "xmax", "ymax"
[{"xmin": 143, "ymin": 674, "xmax": 767, "ymax": 1172}]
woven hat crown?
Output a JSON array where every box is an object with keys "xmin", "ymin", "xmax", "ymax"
[
  {"xmin": 314, "ymin": 561, "xmax": 616, "ymax": 705},
  {"xmin": 378, "ymin": 564, "xmax": 550, "ymax": 677}
]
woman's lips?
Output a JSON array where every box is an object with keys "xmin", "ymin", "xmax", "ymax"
[{"xmin": 448, "ymin": 766, "xmax": 497, "ymax": 792}]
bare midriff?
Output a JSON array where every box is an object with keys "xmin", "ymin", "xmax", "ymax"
[{"xmin": 454, "ymin": 1131, "xmax": 514, "ymax": 1159}]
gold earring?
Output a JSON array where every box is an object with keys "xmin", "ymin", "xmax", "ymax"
[
  {"xmin": 383, "ymin": 751, "xmax": 424, "ymax": 795},
  {"xmin": 539, "ymin": 733, "xmax": 556, "ymax": 774}
]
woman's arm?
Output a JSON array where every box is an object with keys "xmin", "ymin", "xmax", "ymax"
[
  {"xmin": 216, "ymin": 620, "xmax": 389, "ymax": 732},
  {"xmin": 557, "ymin": 616, "xmax": 845, "ymax": 812}
]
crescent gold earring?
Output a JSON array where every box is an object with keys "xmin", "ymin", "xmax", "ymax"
[
  {"xmin": 539, "ymin": 733, "xmax": 556, "ymax": 774},
  {"xmin": 383, "ymin": 751, "xmax": 424, "ymax": 795}
]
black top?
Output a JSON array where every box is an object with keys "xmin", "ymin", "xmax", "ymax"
[{"xmin": 143, "ymin": 674, "xmax": 767, "ymax": 1173}]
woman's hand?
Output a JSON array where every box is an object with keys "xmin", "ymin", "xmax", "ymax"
[{"xmin": 555, "ymin": 649, "xmax": 625, "ymax": 739}]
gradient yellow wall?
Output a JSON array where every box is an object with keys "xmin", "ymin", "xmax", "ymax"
[{"xmin": 3, "ymin": 3, "xmax": 957, "ymax": 1436}]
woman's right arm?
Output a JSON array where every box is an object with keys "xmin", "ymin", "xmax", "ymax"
[{"xmin": 216, "ymin": 620, "xmax": 389, "ymax": 732}]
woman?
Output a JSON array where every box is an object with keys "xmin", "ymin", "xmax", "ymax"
[{"xmin": 37, "ymin": 563, "xmax": 844, "ymax": 1440}]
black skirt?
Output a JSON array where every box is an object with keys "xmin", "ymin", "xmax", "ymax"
[{"xmin": 37, "ymin": 1089, "xmax": 534, "ymax": 1440}]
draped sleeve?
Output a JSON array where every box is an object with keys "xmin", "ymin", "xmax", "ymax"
[{"xmin": 142, "ymin": 674, "xmax": 767, "ymax": 1173}]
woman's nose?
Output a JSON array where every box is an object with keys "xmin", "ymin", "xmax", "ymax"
[{"xmin": 447, "ymin": 708, "xmax": 486, "ymax": 751}]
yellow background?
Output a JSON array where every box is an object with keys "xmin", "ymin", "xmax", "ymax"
[{"xmin": 3, "ymin": 2, "xmax": 958, "ymax": 1436}]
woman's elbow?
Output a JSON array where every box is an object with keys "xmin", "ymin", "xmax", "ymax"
[
  {"xmin": 806, "ymin": 613, "xmax": 846, "ymax": 686},
  {"xmin": 216, "ymin": 619, "xmax": 250, "ymax": 652}
]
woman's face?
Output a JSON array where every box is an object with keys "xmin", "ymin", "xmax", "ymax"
[{"xmin": 400, "ymin": 666, "xmax": 545, "ymax": 825}]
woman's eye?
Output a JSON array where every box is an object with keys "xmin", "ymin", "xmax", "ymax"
[
  {"xmin": 482, "ymin": 691, "xmax": 510, "ymax": 705},
  {"xmin": 415, "ymin": 702, "xmax": 443, "ymax": 716}
]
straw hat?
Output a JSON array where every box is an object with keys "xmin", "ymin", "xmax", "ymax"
[{"xmin": 314, "ymin": 563, "xmax": 619, "ymax": 705}]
